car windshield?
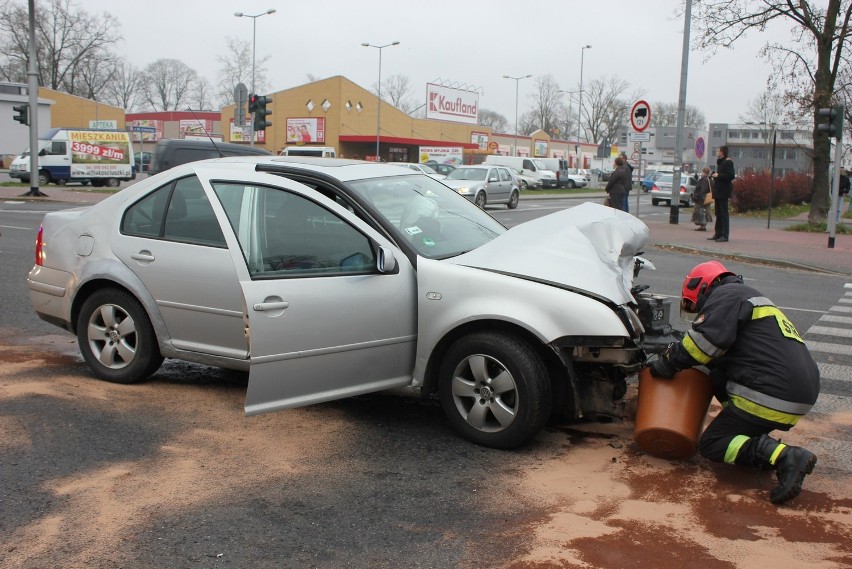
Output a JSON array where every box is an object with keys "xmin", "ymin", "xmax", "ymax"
[
  {"xmin": 446, "ymin": 168, "xmax": 488, "ymax": 181},
  {"xmin": 419, "ymin": 164, "xmax": 438, "ymax": 174},
  {"xmin": 532, "ymin": 159, "xmax": 548, "ymax": 170},
  {"xmin": 345, "ymin": 174, "xmax": 505, "ymax": 259}
]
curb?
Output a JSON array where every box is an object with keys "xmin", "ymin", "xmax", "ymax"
[{"xmin": 652, "ymin": 243, "xmax": 852, "ymax": 276}]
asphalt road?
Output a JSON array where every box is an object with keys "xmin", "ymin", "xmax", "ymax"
[{"xmin": 2, "ymin": 194, "xmax": 851, "ymax": 568}]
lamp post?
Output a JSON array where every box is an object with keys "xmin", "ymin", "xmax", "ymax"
[
  {"xmin": 576, "ymin": 44, "xmax": 592, "ymax": 162},
  {"xmin": 503, "ymin": 74, "xmax": 532, "ymax": 156},
  {"xmin": 362, "ymin": 41, "xmax": 400, "ymax": 161},
  {"xmin": 558, "ymin": 89, "xmax": 579, "ymax": 161},
  {"xmin": 234, "ymin": 8, "xmax": 276, "ymax": 146}
]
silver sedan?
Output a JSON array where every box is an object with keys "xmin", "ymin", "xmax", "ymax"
[{"xmin": 28, "ymin": 156, "xmax": 659, "ymax": 449}]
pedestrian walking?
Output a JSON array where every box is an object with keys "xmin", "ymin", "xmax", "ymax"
[
  {"xmin": 709, "ymin": 146, "xmax": 735, "ymax": 242},
  {"xmin": 648, "ymin": 261, "xmax": 820, "ymax": 505},
  {"xmin": 604, "ymin": 156, "xmax": 630, "ymax": 211},
  {"xmin": 691, "ymin": 167, "xmax": 714, "ymax": 231}
]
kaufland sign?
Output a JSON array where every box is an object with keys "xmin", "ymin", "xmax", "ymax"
[{"xmin": 425, "ymin": 83, "xmax": 479, "ymax": 125}]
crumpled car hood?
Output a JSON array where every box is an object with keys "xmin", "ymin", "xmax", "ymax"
[{"xmin": 449, "ymin": 202, "xmax": 649, "ymax": 305}]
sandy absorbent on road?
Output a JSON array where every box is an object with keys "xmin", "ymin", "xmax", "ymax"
[{"xmin": 1, "ymin": 335, "xmax": 851, "ymax": 569}]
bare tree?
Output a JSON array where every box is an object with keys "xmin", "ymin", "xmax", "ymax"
[
  {"xmin": 190, "ymin": 77, "xmax": 214, "ymax": 111},
  {"xmin": 692, "ymin": 0, "xmax": 852, "ymax": 222},
  {"xmin": 652, "ymin": 102, "xmax": 707, "ymax": 129},
  {"xmin": 478, "ymin": 108, "xmax": 509, "ymax": 132},
  {"xmin": 141, "ymin": 58, "xmax": 198, "ymax": 111},
  {"xmin": 582, "ymin": 76, "xmax": 632, "ymax": 144},
  {"xmin": 102, "ymin": 59, "xmax": 142, "ymax": 111},
  {"xmin": 64, "ymin": 53, "xmax": 117, "ymax": 101},
  {"xmin": 215, "ymin": 36, "xmax": 270, "ymax": 107},
  {"xmin": 0, "ymin": 0, "xmax": 121, "ymax": 93},
  {"xmin": 524, "ymin": 74, "xmax": 568, "ymax": 137},
  {"xmin": 372, "ymin": 73, "xmax": 417, "ymax": 113}
]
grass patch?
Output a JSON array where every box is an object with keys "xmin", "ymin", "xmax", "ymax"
[
  {"xmin": 786, "ymin": 221, "xmax": 852, "ymax": 234},
  {"xmin": 1, "ymin": 181, "xmax": 28, "ymax": 187},
  {"xmin": 734, "ymin": 203, "xmax": 810, "ymax": 219}
]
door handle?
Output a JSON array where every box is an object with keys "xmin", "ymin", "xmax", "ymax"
[
  {"xmin": 131, "ymin": 251, "xmax": 155, "ymax": 262},
  {"xmin": 253, "ymin": 301, "xmax": 289, "ymax": 312}
]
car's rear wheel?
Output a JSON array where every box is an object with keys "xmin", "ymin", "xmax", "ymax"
[
  {"xmin": 520, "ymin": 180, "xmax": 528, "ymax": 190},
  {"xmin": 105, "ymin": 177, "xmax": 120, "ymax": 188},
  {"xmin": 508, "ymin": 190, "xmax": 519, "ymax": 209},
  {"xmin": 567, "ymin": 180, "xmax": 576, "ymax": 189},
  {"xmin": 38, "ymin": 170, "xmax": 51, "ymax": 185},
  {"xmin": 475, "ymin": 191, "xmax": 487, "ymax": 209},
  {"xmin": 439, "ymin": 331, "xmax": 551, "ymax": 449},
  {"xmin": 76, "ymin": 289, "xmax": 163, "ymax": 384}
]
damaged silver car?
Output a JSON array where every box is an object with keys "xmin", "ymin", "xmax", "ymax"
[{"xmin": 28, "ymin": 156, "xmax": 674, "ymax": 448}]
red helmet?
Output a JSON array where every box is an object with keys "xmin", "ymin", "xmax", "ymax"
[{"xmin": 680, "ymin": 261, "xmax": 735, "ymax": 316}]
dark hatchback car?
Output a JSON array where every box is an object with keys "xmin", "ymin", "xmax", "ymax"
[{"xmin": 149, "ymin": 139, "xmax": 272, "ymax": 175}]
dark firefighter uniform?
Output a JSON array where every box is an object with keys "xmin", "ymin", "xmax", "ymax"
[{"xmin": 651, "ymin": 274, "xmax": 821, "ymax": 504}]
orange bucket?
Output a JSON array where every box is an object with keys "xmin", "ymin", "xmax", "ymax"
[{"xmin": 634, "ymin": 367, "xmax": 714, "ymax": 460}]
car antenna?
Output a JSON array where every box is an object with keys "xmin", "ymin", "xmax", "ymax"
[{"xmin": 186, "ymin": 107, "xmax": 224, "ymax": 158}]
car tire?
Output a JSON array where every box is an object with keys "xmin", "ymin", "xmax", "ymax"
[
  {"xmin": 567, "ymin": 180, "xmax": 576, "ymax": 189},
  {"xmin": 520, "ymin": 180, "xmax": 528, "ymax": 190},
  {"xmin": 438, "ymin": 331, "xmax": 551, "ymax": 449},
  {"xmin": 38, "ymin": 170, "xmax": 51, "ymax": 185},
  {"xmin": 652, "ymin": 198, "xmax": 660, "ymax": 206},
  {"xmin": 475, "ymin": 191, "xmax": 487, "ymax": 209},
  {"xmin": 76, "ymin": 289, "xmax": 163, "ymax": 384},
  {"xmin": 508, "ymin": 190, "xmax": 519, "ymax": 209},
  {"xmin": 105, "ymin": 178, "xmax": 120, "ymax": 188}
]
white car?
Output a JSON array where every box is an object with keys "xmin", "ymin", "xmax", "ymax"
[
  {"xmin": 27, "ymin": 156, "xmax": 666, "ymax": 449},
  {"xmin": 443, "ymin": 165, "xmax": 520, "ymax": 208},
  {"xmin": 509, "ymin": 167, "xmax": 540, "ymax": 190},
  {"xmin": 387, "ymin": 162, "xmax": 446, "ymax": 180}
]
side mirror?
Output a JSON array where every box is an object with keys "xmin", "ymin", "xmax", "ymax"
[{"xmin": 377, "ymin": 246, "xmax": 397, "ymax": 273}]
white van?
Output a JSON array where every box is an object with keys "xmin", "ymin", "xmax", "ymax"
[
  {"xmin": 538, "ymin": 158, "xmax": 587, "ymax": 189},
  {"xmin": 278, "ymin": 146, "xmax": 337, "ymax": 158},
  {"xmin": 484, "ymin": 155, "xmax": 557, "ymax": 188},
  {"xmin": 10, "ymin": 128, "xmax": 135, "ymax": 187}
]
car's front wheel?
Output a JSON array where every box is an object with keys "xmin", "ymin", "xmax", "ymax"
[
  {"xmin": 439, "ymin": 331, "xmax": 551, "ymax": 449},
  {"xmin": 567, "ymin": 180, "xmax": 576, "ymax": 189},
  {"xmin": 507, "ymin": 190, "xmax": 519, "ymax": 209},
  {"xmin": 475, "ymin": 191, "xmax": 487, "ymax": 209},
  {"xmin": 38, "ymin": 170, "xmax": 51, "ymax": 185},
  {"xmin": 76, "ymin": 289, "xmax": 163, "ymax": 384}
]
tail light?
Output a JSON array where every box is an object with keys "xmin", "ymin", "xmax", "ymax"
[
  {"xmin": 652, "ymin": 184, "xmax": 659, "ymax": 192},
  {"xmin": 35, "ymin": 226, "xmax": 44, "ymax": 266}
]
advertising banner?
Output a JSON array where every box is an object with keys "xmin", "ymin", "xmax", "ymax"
[
  {"xmin": 425, "ymin": 83, "xmax": 479, "ymax": 125},
  {"xmin": 129, "ymin": 119, "xmax": 163, "ymax": 142},
  {"xmin": 471, "ymin": 131, "xmax": 489, "ymax": 150},
  {"xmin": 286, "ymin": 117, "xmax": 326, "ymax": 144},
  {"xmin": 229, "ymin": 119, "xmax": 265, "ymax": 143},
  {"xmin": 68, "ymin": 130, "xmax": 132, "ymax": 178},
  {"xmin": 419, "ymin": 146, "xmax": 463, "ymax": 166},
  {"xmin": 180, "ymin": 119, "xmax": 212, "ymax": 139},
  {"xmin": 533, "ymin": 141, "xmax": 548, "ymax": 158}
]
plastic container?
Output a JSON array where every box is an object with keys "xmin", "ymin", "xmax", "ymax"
[{"xmin": 634, "ymin": 367, "xmax": 714, "ymax": 459}]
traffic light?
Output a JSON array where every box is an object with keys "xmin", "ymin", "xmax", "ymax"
[
  {"xmin": 12, "ymin": 103, "xmax": 29, "ymax": 126},
  {"xmin": 247, "ymin": 93, "xmax": 258, "ymax": 114},
  {"xmin": 252, "ymin": 95, "xmax": 272, "ymax": 132},
  {"xmin": 818, "ymin": 105, "xmax": 844, "ymax": 138}
]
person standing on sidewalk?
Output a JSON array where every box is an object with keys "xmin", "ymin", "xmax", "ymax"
[
  {"xmin": 691, "ymin": 167, "xmax": 714, "ymax": 231},
  {"xmin": 709, "ymin": 146, "xmax": 735, "ymax": 242},
  {"xmin": 605, "ymin": 156, "xmax": 630, "ymax": 211},
  {"xmin": 648, "ymin": 260, "xmax": 820, "ymax": 505},
  {"xmin": 620, "ymin": 152, "xmax": 634, "ymax": 212}
]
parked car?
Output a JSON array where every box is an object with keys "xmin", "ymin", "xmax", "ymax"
[
  {"xmin": 28, "ymin": 156, "xmax": 667, "ymax": 449},
  {"xmin": 423, "ymin": 161, "xmax": 457, "ymax": 177},
  {"xmin": 149, "ymin": 139, "xmax": 272, "ymax": 175},
  {"xmin": 600, "ymin": 170, "xmax": 613, "ymax": 182},
  {"xmin": 509, "ymin": 166, "xmax": 540, "ymax": 190},
  {"xmin": 443, "ymin": 164, "xmax": 519, "ymax": 208},
  {"xmin": 563, "ymin": 168, "xmax": 588, "ymax": 189},
  {"xmin": 579, "ymin": 169, "xmax": 592, "ymax": 182},
  {"xmin": 649, "ymin": 173, "xmax": 697, "ymax": 206},
  {"xmin": 387, "ymin": 161, "xmax": 446, "ymax": 180}
]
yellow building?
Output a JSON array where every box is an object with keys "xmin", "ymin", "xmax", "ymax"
[{"xmin": 40, "ymin": 87, "xmax": 126, "ymax": 130}]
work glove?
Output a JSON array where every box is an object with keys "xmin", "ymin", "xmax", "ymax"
[{"xmin": 647, "ymin": 347, "xmax": 678, "ymax": 379}]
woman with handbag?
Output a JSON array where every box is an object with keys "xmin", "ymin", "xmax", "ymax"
[{"xmin": 691, "ymin": 167, "xmax": 714, "ymax": 231}]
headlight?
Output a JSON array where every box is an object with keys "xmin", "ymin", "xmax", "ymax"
[{"xmin": 455, "ymin": 186, "xmax": 471, "ymax": 195}]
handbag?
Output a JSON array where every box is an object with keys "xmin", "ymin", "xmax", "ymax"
[
  {"xmin": 603, "ymin": 195, "xmax": 610, "ymax": 207},
  {"xmin": 704, "ymin": 178, "xmax": 714, "ymax": 205}
]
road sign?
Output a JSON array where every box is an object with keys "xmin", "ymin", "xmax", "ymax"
[
  {"xmin": 130, "ymin": 126, "xmax": 157, "ymax": 133},
  {"xmin": 630, "ymin": 100, "xmax": 651, "ymax": 132},
  {"xmin": 695, "ymin": 136, "xmax": 705, "ymax": 159},
  {"xmin": 629, "ymin": 132, "xmax": 650, "ymax": 142}
]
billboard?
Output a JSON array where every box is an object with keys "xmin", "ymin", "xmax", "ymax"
[
  {"xmin": 419, "ymin": 146, "xmax": 463, "ymax": 166},
  {"xmin": 179, "ymin": 119, "xmax": 212, "ymax": 139},
  {"xmin": 68, "ymin": 130, "xmax": 133, "ymax": 179},
  {"xmin": 286, "ymin": 117, "xmax": 326, "ymax": 144},
  {"xmin": 129, "ymin": 119, "xmax": 163, "ymax": 142},
  {"xmin": 425, "ymin": 83, "xmax": 479, "ymax": 125}
]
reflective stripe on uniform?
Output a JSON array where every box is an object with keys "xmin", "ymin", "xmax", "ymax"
[
  {"xmin": 727, "ymin": 382, "xmax": 813, "ymax": 415},
  {"xmin": 769, "ymin": 443, "xmax": 787, "ymax": 465},
  {"xmin": 729, "ymin": 395, "xmax": 802, "ymax": 425},
  {"xmin": 682, "ymin": 330, "xmax": 723, "ymax": 364},
  {"xmin": 749, "ymin": 298, "xmax": 804, "ymax": 343},
  {"xmin": 725, "ymin": 435, "xmax": 750, "ymax": 464}
]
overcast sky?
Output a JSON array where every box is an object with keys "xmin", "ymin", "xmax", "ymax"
[{"xmin": 84, "ymin": 0, "xmax": 790, "ymax": 127}]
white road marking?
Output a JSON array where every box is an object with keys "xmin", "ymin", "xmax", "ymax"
[
  {"xmin": 808, "ymin": 325, "xmax": 852, "ymax": 338},
  {"xmin": 829, "ymin": 305, "xmax": 852, "ymax": 313},
  {"xmin": 0, "ymin": 224, "xmax": 31, "ymax": 230},
  {"xmin": 817, "ymin": 361, "xmax": 852, "ymax": 382},
  {"xmin": 806, "ymin": 340, "xmax": 852, "ymax": 356},
  {"xmin": 818, "ymin": 314, "xmax": 852, "ymax": 325}
]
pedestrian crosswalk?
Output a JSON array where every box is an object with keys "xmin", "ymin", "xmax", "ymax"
[{"xmin": 805, "ymin": 285, "xmax": 852, "ymax": 412}]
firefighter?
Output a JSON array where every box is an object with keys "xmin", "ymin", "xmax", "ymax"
[{"xmin": 648, "ymin": 260, "xmax": 820, "ymax": 504}]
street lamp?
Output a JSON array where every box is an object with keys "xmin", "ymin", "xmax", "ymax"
[
  {"xmin": 576, "ymin": 44, "xmax": 592, "ymax": 162},
  {"xmin": 234, "ymin": 8, "xmax": 276, "ymax": 146},
  {"xmin": 503, "ymin": 74, "xmax": 532, "ymax": 156},
  {"xmin": 362, "ymin": 41, "xmax": 400, "ymax": 161}
]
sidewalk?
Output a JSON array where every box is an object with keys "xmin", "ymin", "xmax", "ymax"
[{"xmin": 4, "ymin": 185, "xmax": 852, "ymax": 276}]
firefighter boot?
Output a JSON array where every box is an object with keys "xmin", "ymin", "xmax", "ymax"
[{"xmin": 750, "ymin": 434, "xmax": 817, "ymax": 505}]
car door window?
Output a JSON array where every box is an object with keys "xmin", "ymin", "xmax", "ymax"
[
  {"xmin": 121, "ymin": 175, "xmax": 226, "ymax": 247},
  {"xmin": 498, "ymin": 168, "xmax": 511, "ymax": 182},
  {"xmin": 211, "ymin": 182, "xmax": 376, "ymax": 278},
  {"xmin": 488, "ymin": 169, "xmax": 499, "ymax": 182}
]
